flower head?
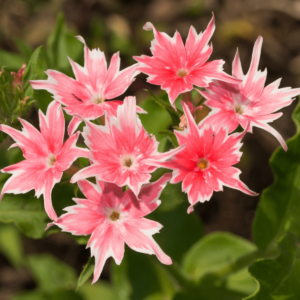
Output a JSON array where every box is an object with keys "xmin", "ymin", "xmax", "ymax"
[
  {"xmin": 52, "ymin": 173, "xmax": 173, "ymax": 283},
  {"xmin": 0, "ymin": 101, "xmax": 89, "ymax": 220},
  {"xmin": 198, "ymin": 36, "xmax": 300, "ymax": 151},
  {"xmin": 11, "ymin": 63, "xmax": 26, "ymax": 90},
  {"xmin": 30, "ymin": 36, "xmax": 142, "ymax": 135},
  {"xmin": 165, "ymin": 102, "xmax": 258, "ymax": 214},
  {"xmin": 134, "ymin": 14, "xmax": 239, "ymax": 107},
  {"xmin": 71, "ymin": 96, "xmax": 184, "ymax": 195}
]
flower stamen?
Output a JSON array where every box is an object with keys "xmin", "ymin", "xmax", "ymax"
[
  {"xmin": 110, "ymin": 211, "xmax": 120, "ymax": 221},
  {"xmin": 198, "ymin": 158, "xmax": 209, "ymax": 170},
  {"xmin": 46, "ymin": 153, "xmax": 56, "ymax": 167},
  {"xmin": 176, "ymin": 68, "xmax": 188, "ymax": 78}
]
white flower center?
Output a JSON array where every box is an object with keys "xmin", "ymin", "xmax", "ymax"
[
  {"xmin": 91, "ymin": 94, "xmax": 105, "ymax": 105},
  {"xmin": 176, "ymin": 68, "xmax": 189, "ymax": 78},
  {"xmin": 121, "ymin": 155, "xmax": 135, "ymax": 169},
  {"xmin": 46, "ymin": 153, "xmax": 56, "ymax": 167},
  {"xmin": 234, "ymin": 103, "xmax": 246, "ymax": 115}
]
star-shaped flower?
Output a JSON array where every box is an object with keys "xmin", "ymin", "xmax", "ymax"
[
  {"xmin": 30, "ymin": 36, "xmax": 142, "ymax": 135},
  {"xmin": 71, "ymin": 96, "xmax": 184, "ymax": 196},
  {"xmin": 199, "ymin": 36, "xmax": 300, "ymax": 151},
  {"xmin": 51, "ymin": 173, "xmax": 172, "ymax": 283},
  {"xmin": 133, "ymin": 14, "xmax": 239, "ymax": 107},
  {"xmin": 164, "ymin": 102, "xmax": 258, "ymax": 214},
  {"xmin": 0, "ymin": 101, "xmax": 89, "ymax": 220}
]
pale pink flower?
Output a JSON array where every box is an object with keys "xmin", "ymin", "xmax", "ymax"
[
  {"xmin": 30, "ymin": 36, "xmax": 142, "ymax": 136},
  {"xmin": 71, "ymin": 96, "xmax": 184, "ymax": 196},
  {"xmin": 51, "ymin": 173, "xmax": 172, "ymax": 283},
  {"xmin": 164, "ymin": 102, "xmax": 258, "ymax": 214},
  {"xmin": 0, "ymin": 101, "xmax": 89, "ymax": 220},
  {"xmin": 199, "ymin": 36, "xmax": 300, "ymax": 151},
  {"xmin": 133, "ymin": 14, "xmax": 240, "ymax": 107}
]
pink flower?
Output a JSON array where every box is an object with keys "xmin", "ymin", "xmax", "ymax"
[
  {"xmin": 51, "ymin": 173, "xmax": 173, "ymax": 283},
  {"xmin": 133, "ymin": 14, "xmax": 239, "ymax": 107},
  {"xmin": 71, "ymin": 96, "xmax": 184, "ymax": 196},
  {"xmin": 30, "ymin": 36, "xmax": 142, "ymax": 136},
  {"xmin": 199, "ymin": 36, "xmax": 300, "ymax": 151},
  {"xmin": 0, "ymin": 101, "xmax": 89, "ymax": 220},
  {"xmin": 165, "ymin": 102, "xmax": 258, "ymax": 214}
]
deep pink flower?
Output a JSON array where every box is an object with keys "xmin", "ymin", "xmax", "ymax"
[
  {"xmin": 133, "ymin": 14, "xmax": 239, "ymax": 107},
  {"xmin": 199, "ymin": 36, "xmax": 300, "ymax": 151},
  {"xmin": 0, "ymin": 101, "xmax": 89, "ymax": 220},
  {"xmin": 179, "ymin": 101, "xmax": 202, "ymax": 129},
  {"xmin": 164, "ymin": 102, "xmax": 258, "ymax": 214},
  {"xmin": 71, "ymin": 96, "xmax": 184, "ymax": 196},
  {"xmin": 52, "ymin": 173, "xmax": 172, "ymax": 283},
  {"xmin": 30, "ymin": 36, "xmax": 142, "ymax": 135}
]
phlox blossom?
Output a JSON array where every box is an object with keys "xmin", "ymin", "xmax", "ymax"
[
  {"xmin": 165, "ymin": 102, "xmax": 258, "ymax": 214},
  {"xmin": 71, "ymin": 96, "xmax": 184, "ymax": 196},
  {"xmin": 134, "ymin": 14, "xmax": 239, "ymax": 107},
  {"xmin": 0, "ymin": 101, "xmax": 89, "ymax": 220},
  {"xmin": 199, "ymin": 36, "xmax": 300, "ymax": 151},
  {"xmin": 51, "ymin": 173, "xmax": 173, "ymax": 283},
  {"xmin": 30, "ymin": 36, "xmax": 142, "ymax": 135}
]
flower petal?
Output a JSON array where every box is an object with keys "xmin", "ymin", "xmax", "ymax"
[{"xmin": 121, "ymin": 218, "xmax": 172, "ymax": 265}]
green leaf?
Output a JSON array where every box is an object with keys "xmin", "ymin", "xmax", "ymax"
[
  {"xmin": 0, "ymin": 224, "xmax": 23, "ymax": 268},
  {"xmin": 139, "ymin": 97, "xmax": 172, "ymax": 140},
  {"xmin": 151, "ymin": 202, "xmax": 204, "ymax": 263},
  {"xmin": 23, "ymin": 46, "xmax": 46, "ymax": 93},
  {"xmin": 145, "ymin": 89, "xmax": 182, "ymax": 125},
  {"xmin": 173, "ymin": 286, "xmax": 247, "ymax": 300},
  {"xmin": 183, "ymin": 232, "xmax": 256, "ymax": 281},
  {"xmin": 47, "ymin": 13, "xmax": 65, "ymax": 69},
  {"xmin": 27, "ymin": 254, "xmax": 77, "ymax": 293},
  {"xmin": 77, "ymin": 257, "xmax": 95, "ymax": 289},
  {"xmin": 253, "ymin": 100, "xmax": 300, "ymax": 250},
  {"xmin": 245, "ymin": 234, "xmax": 297, "ymax": 300},
  {"xmin": 270, "ymin": 258, "xmax": 300, "ymax": 299},
  {"xmin": 14, "ymin": 38, "xmax": 33, "ymax": 61},
  {"xmin": 12, "ymin": 290, "xmax": 47, "ymax": 300},
  {"xmin": 157, "ymin": 182, "xmax": 187, "ymax": 212},
  {"xmin": 159, "ymin": 130, "xmax": 179, "ymax": 147},
  {"xmin": 0, "ymin": 192, "xmax": 48, "ymax": 239},
  {"xmin": 0, "ymin": 49, "xmax": 24, "ymax": 70},
  {"xmin": 79, "ymin": 281, "xmax": 119, "ymax": 300},
  {"xmin": 111, "ymin": 248, "xmax": 176, "ymax": 300}
]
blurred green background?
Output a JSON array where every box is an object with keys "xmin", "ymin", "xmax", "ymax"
[{"xmin": 1, "ymin": 0, "xmax": 300, "ymax": 299}]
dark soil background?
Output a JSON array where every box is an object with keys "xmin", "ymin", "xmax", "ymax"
[{"xmin": 1, "ymin": 0, "xmax": 300, "ymax": 299}]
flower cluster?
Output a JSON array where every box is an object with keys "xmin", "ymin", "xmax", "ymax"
[{"xmin": 1, "ymin": 14, "xmax": 299, "ymax": 283}]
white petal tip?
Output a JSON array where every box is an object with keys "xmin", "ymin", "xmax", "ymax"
[{"xmin": 143, "ymin": 22, "xmax": 154, "ymax": 31}]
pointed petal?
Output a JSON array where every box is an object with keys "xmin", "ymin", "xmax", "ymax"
[
  {"xmin": 77, "ymin": 179, "xmax": 103, "ymax": 203},
  {"xmin": 54, "ymin": 201, "xmax": 104, "ymax": 235},
  {"xmin": 68, "ymin": 116, "xmax": 82, "ymax": 136},
  {"xmin": 88, "ymin": 223, "xmax": 125, "ymax": 284},
  {"xmin": 232, "ymin": 49, "xmax": 244, "ymax": 80},
  {"xmin": 189, "ymin": 60, "xmax": 240, "ymax": 88},
  {"xmin": 185, "ymin": 14, "xmax": 215, "ymax": 70},
  {"xmin": 76, "ymin": 36, "xmax": 107, "ymax": 92},
  {"xmin": 39, "ymin": 101, "xmax": 64, "ymax": 154},
  {"xmin": 55, "ymin": 132, "xmax": 89, "ymax": 172},
  {"xmin": 1, "ymin": 121, "xmax": 48, "ymax": 160},
  {"xmin": 121, "ymin": 218, "xmax": 172, "ymax": 265}
]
